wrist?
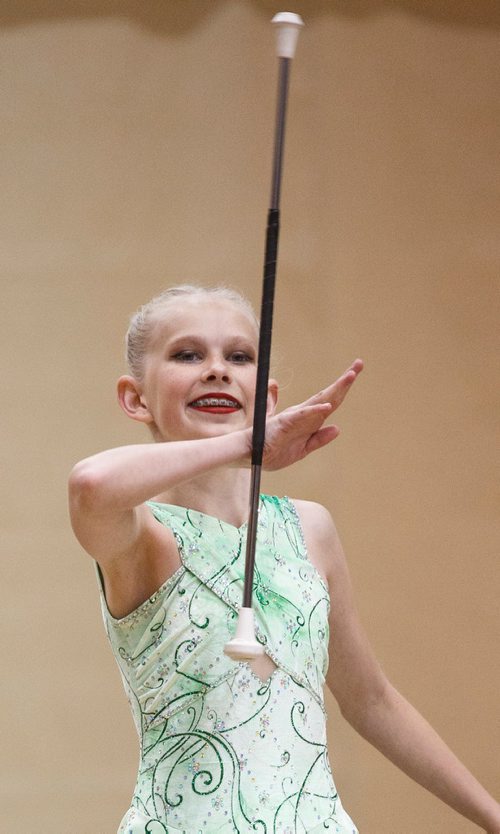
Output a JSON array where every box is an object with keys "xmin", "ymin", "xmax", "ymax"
[
  {"xmin": 483, "ymin": 804, "xmax": 500, "ymax": 833},
  {"xmin": 228, "ymin": 428, "xmax": 252, "ymax": 468}
]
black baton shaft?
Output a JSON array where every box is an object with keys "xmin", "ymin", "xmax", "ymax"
[{"xmin": 242, "ymin": 57, "xmax": 290, "ymax": 609}]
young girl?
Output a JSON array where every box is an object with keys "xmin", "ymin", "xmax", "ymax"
[{"xmin": 69, "ymin": 285, "xmax": 499, "ymax": 834}]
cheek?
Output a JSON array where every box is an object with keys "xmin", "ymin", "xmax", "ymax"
[
  {"xmin": 161, "ymin": 366, "xmax": 191, "ymax": 391},
  {"xmin": 241, "ymin": 377, "xmax": 257, "ymax": 406},
  {"xmin": 160, "ymin": 368, "xmax": 198, "ymax": 410},
  {"xmin": 243, "ymin": 363, "xmax": 257, "ymax": 383}
]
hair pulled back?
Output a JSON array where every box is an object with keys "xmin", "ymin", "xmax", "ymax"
[{"xmin": 125, "ymin": 284, "xmax": 258, "ymax": 380}]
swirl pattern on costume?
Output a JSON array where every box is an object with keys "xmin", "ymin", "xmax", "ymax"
[{"xmin": 97, "ymin": 495, "xmax": 358, "ymax": 833}]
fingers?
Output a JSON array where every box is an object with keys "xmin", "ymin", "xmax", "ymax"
[
  {"xmin": 284, "ymin": 402, "xmax": 333, "ymax": 426},
  {"xmin": 305, "ymin": 425, "xmax": 340, "ymax": 454},
  {"xmin": 263, "ymin": 360, "xmax": 362, "ymax": 471},
  {"xmin": 263, "ymin": 409, "xmax": 340, "ymax": 471},
  {"xmin": 262, "ymin": 361, "xmax": 362, "ymax": 471},
  {"xmin": 349, "ymin": 358, "xmax": 364, "ymax": 374},
  {"xmin": 332, "ymin": 358, "xmax": 364, "ymax": 389},
  {"xmin": 304, "ymin": 359, "xmax": 364, "ymax": 410},
  {"xmin": 265, "ymin": 402, "xmax": 333, "ymax": 448}
]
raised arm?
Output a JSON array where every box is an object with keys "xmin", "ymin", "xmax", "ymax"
[
  {"xmin": 69, "ymin": 361, "xmax": 363, "ymax": 615},
  {"xmin": 69, "ymin": 432, "xmax": 254, "ymax": 616},
  {"xmin": 297, "ymin": 502, "xmax": 500, "ymax": 833},
  {"xmin": 69, "ymin": 359, "xmax": 363, "ymax": 557}
]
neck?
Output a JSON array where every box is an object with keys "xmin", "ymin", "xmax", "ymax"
[{"xmin": 153, "ymin": 464, "xmax": 252, "ymax": 528}]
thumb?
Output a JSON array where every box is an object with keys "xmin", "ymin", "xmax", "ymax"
[{"xmin": 305, "ymin": 425, "xmax": 340, "ymax": 454}]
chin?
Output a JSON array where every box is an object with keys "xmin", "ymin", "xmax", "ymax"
[
  {"xmin": 170, "ymin": 423, "xmax": 243, "ymax": 443},
  {"xmin": 201, "ymin": 423, "xmax": 241, "ymax": 437}
]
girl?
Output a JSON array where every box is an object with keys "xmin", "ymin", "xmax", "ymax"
[{"xmin": 69, "ymin": 285, "xmax": 499, "ymax": 834}]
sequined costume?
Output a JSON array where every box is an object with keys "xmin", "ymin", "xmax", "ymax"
[{"xmin": 97, "ymin": 495, "xmax": 358, "ymax": 834}]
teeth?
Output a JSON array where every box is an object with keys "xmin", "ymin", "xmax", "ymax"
[{"xmin": 191, "ymin": 397, "xmax": 240, "ymax": 408}]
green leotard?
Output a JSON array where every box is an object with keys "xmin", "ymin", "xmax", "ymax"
[{"xmin": 97, "ymin": 495, "xmax": 358, "ymax": 833}]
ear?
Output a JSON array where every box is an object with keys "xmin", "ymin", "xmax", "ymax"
[
  {"xmin": 267, "ymin": 378, "xmax": 279, "ymax": 416},
  {"xmin": 117, "ymin": 375, "xmax": 154, "ymax": 424}
]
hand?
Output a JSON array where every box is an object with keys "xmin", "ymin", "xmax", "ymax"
[{"xmin": 262, "ymin": 359, "xmax": 363, "ymax": 471}]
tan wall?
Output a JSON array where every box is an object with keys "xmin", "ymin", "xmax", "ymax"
[{"xmin": 2, "ymin": 2, "xmax": 498, "ymax": 831}]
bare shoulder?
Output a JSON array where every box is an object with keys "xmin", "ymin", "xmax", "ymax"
[
  {"xmin": 288, "ymin": 498, "xmax": 345, "ymax": 585},
  {"xmin": 291, "ymin": 498, "xmax": 337, "ymax": 535}
]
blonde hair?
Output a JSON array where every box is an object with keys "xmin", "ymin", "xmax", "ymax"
[{"xmin": 125, "ymin": 284, "xmax": 258, "ymax": 380}]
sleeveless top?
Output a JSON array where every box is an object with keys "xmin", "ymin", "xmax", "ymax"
[{"xmin": 97, "ymin": 495, "xmax": 358, "ymax": 834}]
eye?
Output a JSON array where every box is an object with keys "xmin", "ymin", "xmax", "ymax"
[
  {"xmin": 229, "ymin": 351, "xmax": 254, "ymax": 364},
  {"xmin": 172, "ymin": 350, "xmax": 202, "ymax": 362}
]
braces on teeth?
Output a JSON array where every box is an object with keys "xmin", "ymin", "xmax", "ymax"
[{"xmin": 192, "ymin": 398, "xmax": 240, "ymax": 407}]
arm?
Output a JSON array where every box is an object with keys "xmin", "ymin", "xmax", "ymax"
[
  {"xmin": 69, "ymin": 431, "xmax": 251, "ymax": 547},
  {"xmin": 69, "ymin": 361, "xmax": 363, "ymax": 616},
  {"xmin": 69, "ymin": 430, "xmax": 255, "ymax": 615},
  {"xmin": 69, "ymin": 359, "xmax": 363, "ymax": 558},
  {"xmin": 298, "ymin": 503, "xmax": 500, "ymax": 833}
]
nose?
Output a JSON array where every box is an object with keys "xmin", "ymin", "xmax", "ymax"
[{"xmin": 201, "ymin": 356, "xmax": 232, "ymax": 384}]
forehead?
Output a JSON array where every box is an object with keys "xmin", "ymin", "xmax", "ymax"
[{"xmin": 149, "ymin": 296, "xmax": 258, "ymax": 347}]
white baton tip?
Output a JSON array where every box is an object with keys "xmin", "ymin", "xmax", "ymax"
[
  {"xmin": 224, "ymin": 607, "xmax": 265, "ymax": 661},
  {"xmin": 272, "ymin": 12, "xmax": 304, "ymax": 59}
]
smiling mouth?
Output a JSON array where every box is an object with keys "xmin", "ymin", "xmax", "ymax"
[{"xmin": 188, "ymin": 395, "xmax": 242, "ymax": 414}]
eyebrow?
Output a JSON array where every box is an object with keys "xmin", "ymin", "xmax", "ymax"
[
  {"xmin": 166, "ymin": 335, "xmax": 257, "ymax": 352},
  {"xmin": 167, "ymin": 335, "xmax": 204, "ymax": 349}
]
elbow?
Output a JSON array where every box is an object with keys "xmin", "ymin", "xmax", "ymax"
[
  {"xmin": 336, "ymin": 677, "xmax": 393, "ymax": 734},
  {"xmin": 68, "ymin": 458, "xmax": 108, "ymax": 515}
]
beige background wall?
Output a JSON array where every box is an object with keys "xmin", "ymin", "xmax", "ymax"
[{"xmin": 1, "ymin": 2, "xmax": 499, "ymax": 832}]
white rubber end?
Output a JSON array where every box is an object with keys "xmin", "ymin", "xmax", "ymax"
[
  {"xmin": 224, "ymin": 607, "xmax": 265, "ymax": 661},
  {"xmin": 272, "ymin": 12, "xmax": 304, "ymax": 59}
]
